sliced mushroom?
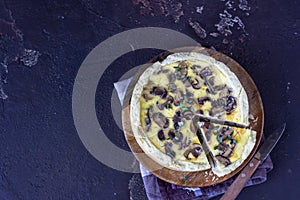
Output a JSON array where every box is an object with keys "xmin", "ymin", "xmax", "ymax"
[
  {"xmin": 199, "ymin": 67, "xmax": 212, "ymax": 79},
  {"xmin": 212, "ymin": 98, "xmax": 226, "ymax": 107},
  {"xmin": 183, "ymin": 110, "xmax": 193, "ymax": 120},
  {"xmin": 168, "ymin": 129, "xmax": 183, "ymax": 143},
  {"xmin": 222, "ymin": 128, "xmax": 234, "ymax": 140},
  {"xmin": 199, "ymin": 67, "xmax": 215, "ymax": 93},
  {"xmin": 168, "ymin": 83, "xmax": 177, "ymax": 92},
  {"xmin": 156, "ymin": 96, "xmax": 174, "ymax": 110},
  {"xmin": 174, "ymin": 90, "xmax": 184, "ymax": 106},
  {"xmin": 217, "ymin": 142, "xmax": 234, "ymax": 157},
  {"xmin": 145, "ymin": 117, "xmax": 151, "ymax": 132},
  {"xmin": 190, "ymin": 78, "xmax": 201, "ymax": 89},
  {"xmin": 186, "ymin": 91, "xmax": 194, "ymax": 98},
  {"xmin": 178, "ymin": 136, "xmax": 187, "ymax": 150},
  {"xmin": 174, "ymin": 122, "xmax": 180, "ymax": 130},
  {"xmin": 157, "ymin": 130, "xmax": 166, "ymax": 141},
  {"xmin": 186, "ymin": 98, "xmax": 195, "ymax": 105},
  {"xmin": 147, "ymin": 106, "xmax": 153, "ymax": 118},
  {"xmin": 156, "ymin": 101, "xmax": 165, "ymax": 110},
  {"xmin": 168, "ymin": 129, "xmax": 176, "ymax": 140},
  {"xmin": 191, "ymin": 64, "xmax": 201, "ymax": 71},
  {"xmin": 173, "ymin": 110, "xmax": 183, "ymax": 130},
  {"xmin": 219, "ymin": 87, "xmax": 229, "ymax": 98},
  {"xmin": 175, "ymin": 109, "xmax": 182, "ymax": 117},
  {"xmin": 210, "ymin": 106, "xmax": 225, "ymax": 117},
  {"xmin": 174, "ymin": 120, "xmax": 184, "ymax": 130},
  {"xmin": 164, "ymin": 119, "xmax": 170, "ymax": 129},
  {"xmin": 182, "ymin": 74, "xmax": 189, "ymax": 83},
  {"xmin": 185, "ymin": 91, "xmax": 195, "ymax": 104},
  {"xmin": 198, "ymin": 97, "xmax": 211, "ymax": 105},
  {"xmin": 184, "ymin": 144, "xmax": 202, "ymax": 160},
  {"xmin": 190, "ymin": 146, "xmax": 202, "ymax": 158},
  {"xmin": 195, "ymin": 109, "xmax": 204, "ymax": 115},
  {"xmin": 178, "ymin": 61, "xmax": 189, "ymax": 69},
  {"xmin": 183, "ymin": 149, "xmax": 192, "ymax": 159},
  {"xmin": 145, "ymin": 106, "xmax": 153, "ymax": 131},
  {"xmin": 152, "ymin": 112, "xmax": 169, "ymax": 129},
  {"xmin": 222, "ymin": 147, "xmax": 233, "ymax": 157},
  {"xmin": 216, "ymin": 155, "xmax": 231, "ymax": 166},
  {"xmin": 184, "ymin": 76, "xmax": 192, "ymax": 87},
  {"xmin": 173, "ymin": 113, "xmax": 182, "ymax": 124},
  {"xmin": 175, "ymin": 62, "xmax": 189, "ymax": 81},
  {"xmin": 205, "ymin": 79, "xmax": 215, "ymax": 94},
  {"xmin": 224, "ymin": 96, "xmax": 237, "ymax": 114},
  {"xmin": 185, "ymin": 139, "xmax": 192, "ymax": 149},
  {"xmin": 208, "ymin": 76, "xmax": 215, "ymax": 86},
  {"xmin": 167, "ymin": 95, "xmax": 174, "ymax": 103},
  {"xmin": 178, "ymin": 69, "xmax": 188, "ymax": 81},
  {"xmin": 218, "ymin": 142, "xmax": 230, "ymax": 151},
  {"xmin": 150, "ymin": 87, "xmax": 168, "ymax": 98},
  {"xmin": 165, "ymin": 143, "xmax": 176, "ymax": 158},
  {"xmin": 214, "ymin": 84, "xmax": 226, "ymax": 91},
  {"xmin": 168, "ymin": 73, "xmax": 176, "ymax": 83}
]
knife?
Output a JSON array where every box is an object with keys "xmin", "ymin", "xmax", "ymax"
[
  {"xmin": 220, "ymin": 123, "xmax": 286, "ymax": 200},
  {"xmin": 197, "ymin": 115, "xmax": 248, "ymax": 128},
  {"xmin": 192, "ymin": 116, "xmax": 216, "ymax": 167}
]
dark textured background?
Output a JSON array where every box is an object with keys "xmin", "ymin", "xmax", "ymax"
[{"xmin": 0, "ymin": 0, "xmax": 299, "ymax": 199}]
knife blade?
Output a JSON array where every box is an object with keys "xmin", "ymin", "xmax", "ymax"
[
  {"xmin": 220, "ymin": 123, "xmax": 286, "ymax": 200},
  {"xmin": 197, "ymin": 115, "xmax": 248, "ymax": 128},
  {"xmin": 254, "ymin": 123, "xmax": 286, "ymax": 162},
  {"xmin": 192, "ymin": 116, "xmax": 216, "ymax": 168}
]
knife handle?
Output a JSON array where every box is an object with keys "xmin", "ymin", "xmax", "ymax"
[{"xmin": 220, "ymin": 157, "xmax": 261, "ymax": 200}]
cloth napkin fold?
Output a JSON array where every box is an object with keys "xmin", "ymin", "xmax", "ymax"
[{"xmin": 114, "ymin": 77, "xmax": 273, "ymax": 200}]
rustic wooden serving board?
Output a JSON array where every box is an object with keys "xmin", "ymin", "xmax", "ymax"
[{"xmin": 122, "ymin": 46, "xmax": 263, "ymax": 187}]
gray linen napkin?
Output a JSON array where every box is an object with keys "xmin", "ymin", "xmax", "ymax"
[{"xmin": 114, "ymin": 78, "xmax": 273, "ymax": 200}]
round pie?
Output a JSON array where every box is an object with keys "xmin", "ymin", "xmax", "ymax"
[{"xmin": 130, "ymin": 52, "xmax": 256, "ymax": 176}]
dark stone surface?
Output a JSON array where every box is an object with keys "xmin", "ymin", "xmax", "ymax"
[
  {"xmin": 128, "ymin": 174, "xmax": 147, "ymax": 200},
  {"xmin": 0, "ymin": 0, "xmax": 299, "ymax": 199}
]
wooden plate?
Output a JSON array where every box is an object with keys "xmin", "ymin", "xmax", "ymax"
[{"xmin": 122, "ymin": 46, "xmax": 263, "ymax": 187}]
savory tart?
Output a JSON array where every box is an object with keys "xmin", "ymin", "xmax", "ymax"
[
  {"xmin": 130, "ymin": 52, "xmax": 255, "ymax": 175},
  {"xmin": 198, "ymin": 121, "xmax": 256, "ymax": 177}
]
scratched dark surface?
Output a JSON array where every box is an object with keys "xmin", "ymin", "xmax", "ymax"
[{"xmin": 0, "ymin": 0, "xmax": 299, "ymax": 199}]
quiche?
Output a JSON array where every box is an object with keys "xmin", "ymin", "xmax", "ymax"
[
  {"xmin": 130, "ymin": 52, "xmax": 256, "ymax": 176},
  {"xmin": 198, "ymin": 122, "xmax": 256, "ymax": 177}
]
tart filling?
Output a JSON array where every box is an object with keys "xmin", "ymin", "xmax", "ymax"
[
  {"xmin": 130, "ymin": 52, "xmax": 255, "ymax": 175},
  {"xmin": 198, "ymin": 122, "xmax": 256, "ymax": 177}
]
